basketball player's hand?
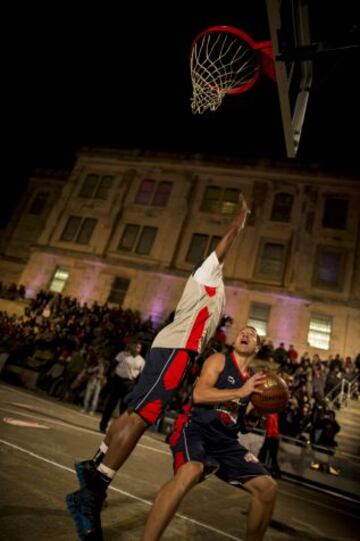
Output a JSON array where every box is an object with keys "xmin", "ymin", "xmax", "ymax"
[
  {"xmin": 237, "ymin": 372, "xmax": 266, "ymax": 398},
  {"xmin": 232, "ymin": 194, "xmax": 251, "ymax": 231}
]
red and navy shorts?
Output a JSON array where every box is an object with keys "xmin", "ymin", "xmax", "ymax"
[
  {"xmin": 169, "ymin": 419, "xmax": 269, "ymax": 484},
  {"xmin": 125, "ymin": 348, "xmax": 196, "ymax": 425}
]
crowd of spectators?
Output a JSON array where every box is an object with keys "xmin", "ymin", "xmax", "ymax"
[
  {"xmin": 256, "ymin": 339, "xmax": 359, "ymax": 452},
  {"xmin": 0, "ymin": 290, "xmax": 156, "ymax": 407},
  {"xmin": 0, "ymin": 281, "xmax": 26, "ymax": 301},
  {"xmin": 0, "ymin": 292, "xmax": 359, "ymax": 456}
]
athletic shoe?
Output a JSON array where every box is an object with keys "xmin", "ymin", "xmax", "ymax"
[
  {"xmin": 66, "ymin": 488, "xmax": 104, "ymax": 541},
  {"xmin": 75, "ymin": 461, "xmax": 108, "ymax": 507}
]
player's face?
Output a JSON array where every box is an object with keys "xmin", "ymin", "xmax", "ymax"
[{"xmin": 234, "ymin": 327, "xmax": 258, "ymax": 355}]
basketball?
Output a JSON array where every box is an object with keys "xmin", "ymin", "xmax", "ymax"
[{"xmin": 250, "ymin": 373, "xmax": 289, "ymax": 414}]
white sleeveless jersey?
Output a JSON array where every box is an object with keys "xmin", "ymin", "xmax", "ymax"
[{"xmin": 152, "ymin": 253, "xmax": 225, "ymax": 354}]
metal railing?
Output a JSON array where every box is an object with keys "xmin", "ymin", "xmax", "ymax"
[{"xmin": 326, "ymin": 375, "xmax": 358, "ymax": 409}]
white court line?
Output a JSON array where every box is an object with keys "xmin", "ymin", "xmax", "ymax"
[
  {"xmin": 2, "ymin": 386, "xmax": 359, "ymax": 519},
  {"xmin": 0, "ymin": 438, "xmax": 242, "ymax": 541},
  {"xmin": 0, "ymin": 406, "xmax": 170, "ymax": 456},
  {"xmin": 0, "ymin": 384, "xmax": 168, "ymax": 448},
  {"xmin": 3, "ymin": 406, "xmax": 357, "ymax": 520}
]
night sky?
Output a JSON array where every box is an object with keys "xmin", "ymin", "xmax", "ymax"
[{"xmin": 3, "ymin": 1, "xmax": 360, "ymax": 227}]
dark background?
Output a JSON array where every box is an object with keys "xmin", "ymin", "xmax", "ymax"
[{"xmin": 3, "ymin": 1, "xmax": 360, "ymax": 226}]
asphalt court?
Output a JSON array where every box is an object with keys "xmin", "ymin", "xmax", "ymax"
[{"xmin": 0, "ymin": 383, "xmax": 359, "ymax": 541}]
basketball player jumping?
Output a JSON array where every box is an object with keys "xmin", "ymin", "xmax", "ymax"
[
  {"xmin": 66, "ymin": 195, "xmax": 253, "ymax": 540},
  {"xmin": 141, "ymin": 326, "xmax": 277, "ymax": 541}
]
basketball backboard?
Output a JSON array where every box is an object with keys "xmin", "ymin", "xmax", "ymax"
[{"xmin": 265, "ymin": 0, "xmax": 312, "ymax": 158}]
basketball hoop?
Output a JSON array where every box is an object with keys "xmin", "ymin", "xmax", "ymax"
[{"xmin": 190, "ymin": 26, "xmax": 275, "ymax": 114}]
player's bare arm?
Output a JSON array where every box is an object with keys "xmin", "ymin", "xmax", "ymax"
[
  {"xmin": 193, "ymin": 353, "xmax": 265, "ymax": 404},
  {"xmin": 215, "ymin": 194, "xmax": 251, "ymax": 263}
]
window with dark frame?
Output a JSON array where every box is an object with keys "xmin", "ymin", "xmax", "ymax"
[
  {"xmin": 186, "ymin": 234, "xmax": 208, "ymax": 264},
  {"xmin": 118, "ymin": 224, "xmax": 140, "ymax": 251},
  {"xmin": 270, "ymin": 193, "xmax": 294, "ymax": 222},
  {"xmin": 152, "ymin": 181, "xmax": 172, "ymax": 206},
  {"xmin": 208, "ymin": 236, "xmax": 222, "ymax": 256},
  {"xmin": 28, "ymin": 192, "xmax": 49, "ymax": 215},
  {"xmin": 107, "ymin": 277, "xmax": 130, "ymax": 305},
  {"xmin": 135, "ymin": 226, "xmax": 158, "ymax": 255},
  {"xmin": 78, "ymin": 174, "xmax": 114, "ymax": 199},
  {"xmin": 60, "ymin": 216, "xmax": 97, "ymax": 244},
  {"xmin": 117, "ymin": 224, "xmax": 157, "ymax": 256},
  {"xmin": 201, "ymin": 186, "xmax": 221, "ymax": 213},
  {"xmin": 247, "ymin": 303, "xmax": 271, "ymax": 337},
  {"xmin": 322, "ymin": 198, "xmax": 348, "ymax": 230},
  {"xmin": 313, "ymin": 246, "xmax": 346, "ymax": 290},
  {"xmin": 186, "ymin": 233, "xmax": 221, "ymax": 265},
  {"xmin": 221, "ymin": 188, "xmax": 239, "ymax": 214},
  {"xmin": 60, "ymin": 216, "xmax": 82, "ymax": 242},
  {"xmin": 76, "ymin": 218, "xmax": 97, "ymax": 244},
  {"xmin": 135, "ymin": 179, "xmax": 156, "ymax": 205},
  {"xmin": 256, "ymin": 241, "xmax": 286, "ymax": 280},
  {"xmin": 200, "ymin": 186, "xmax": 240, "ymax": 215},
  {"xmin": 79, "ymin": 174, "xmax": 99, "ymax": 198},
  {"xmin": 95, "ymin": 175, "xmax": 114, "ymax": 199}
]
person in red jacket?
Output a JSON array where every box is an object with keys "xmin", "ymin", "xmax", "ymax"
[{"xmin": 258, "ymin": 413, "xmax": 281, "ymax": 478}]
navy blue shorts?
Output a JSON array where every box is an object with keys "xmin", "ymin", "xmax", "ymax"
[
  {"xmin": 125, "ymin": 348, "xmax": 196, "ymax": 425},
  {"xmin": 169, "ymin": 418, "xmax": 268, "ymax": 484}
]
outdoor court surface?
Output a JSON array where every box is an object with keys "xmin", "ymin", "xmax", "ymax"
[{"xmin": 0, "ymin": 383, "xmax": 359, "ymax": 541}]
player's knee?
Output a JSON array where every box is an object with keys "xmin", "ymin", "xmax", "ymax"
[
  {"xmin": 258, "ymin": 477, "xmax": 278, "ymax": 505},
  {"xmin": 175, "ymin": 461, "xmax": 204, "ymax": 491},
  {"xmin": 247, "ymin": 476, "xmax": 278, "ymax": 505}
]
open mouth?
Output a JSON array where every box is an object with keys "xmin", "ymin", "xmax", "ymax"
[{"xmin": 240, "ymin": 338, "xmax": 249, "ymax": 345}]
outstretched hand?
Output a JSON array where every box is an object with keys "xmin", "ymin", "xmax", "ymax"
[{"xmin": 233, "ymin": 194, "xmax": 251, "ymax": 231}]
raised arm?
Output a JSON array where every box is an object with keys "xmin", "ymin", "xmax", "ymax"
[
  {"xmin": 193, "ymin": 353, "xmax": 265, "ymax": 405},
  {"xmin": 215, "ymin": 194, "xmax": 250, "ymax": 263}
]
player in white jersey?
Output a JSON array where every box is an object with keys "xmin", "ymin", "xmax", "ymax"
[{"xmin": 66, "ymin": 195, "xmax": 251, "ymax": 541}]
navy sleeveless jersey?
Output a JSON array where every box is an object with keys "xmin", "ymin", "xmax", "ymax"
[{"xmin": 190, "ymin": 351, "xmax": 253, "ymax": 438}]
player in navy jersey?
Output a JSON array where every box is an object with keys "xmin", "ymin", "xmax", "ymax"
[
  {"xmin": 141, "ymin": 326, "xmax": 278, "ymax": 541},
  {"xmin": 66, "ymin": 196, "xmax": 251, "ymax": 541}
]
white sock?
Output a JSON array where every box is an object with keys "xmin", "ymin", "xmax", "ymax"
[
  {"xmin": 97, "ymin": 463, "xmax": 116, "ymax": 479},
  {"xmin": 100, "ymin": 441, "xmax": 108, "ymax": 454}
]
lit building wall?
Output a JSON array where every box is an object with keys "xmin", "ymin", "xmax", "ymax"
[
  {"xmin": 0, "ymin": 172, "xmax": 66, "ymax": 283},
  {"xmin": 2, "ymin": 148, "xmax": 359, "ymax": 358}
]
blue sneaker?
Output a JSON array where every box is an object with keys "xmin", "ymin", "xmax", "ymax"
[
  {"xmin": 66, "ymin": 488, "xmax": 104, "ymax": 541},
  {"xmin": 75, "ymin": 461, "xmax": 108, "ymax": 508}
]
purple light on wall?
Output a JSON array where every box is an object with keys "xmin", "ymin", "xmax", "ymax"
[
  {"xmin": 76, "ymin": 273, "xmax": 97, "ymax": 305},
  {"xmin": 147, "ymin": 274, "xmax": 181, "ymax": 324},
  {"xmin": 272, "ymin": 294, "xmax": 306, "ymax": 345},
  {"xmin": 25, "ymin": 268, "xmax": 49, "ymax": 298}
]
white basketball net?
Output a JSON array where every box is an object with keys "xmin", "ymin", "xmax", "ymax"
[{"xmin": 190, "ymin": 30, "xmax": 259, "ymax": 114}]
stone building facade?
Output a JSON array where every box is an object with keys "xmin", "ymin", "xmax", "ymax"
[{"xmin": 1, "ymin": 148, "xmax": 360, "ymax": 358}]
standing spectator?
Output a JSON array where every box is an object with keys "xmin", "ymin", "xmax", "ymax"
[
  {"xmin": 287, "ymin": 344, "xmax": 298, "ymax": 362},
  {"xmin": 82, "ymin": 357, "xmax": 107, "ymax": 415},
  {"xmin": 274, "ymin": 342, "xmax": 288, "ymax": 367},
  {"xmin": 312, "ymin": 368, "xmax": 325, "ymax": 403},
  {"xmin": 258, "ymin": 413, "xmax": 281, "ymax": 478},
  {"xmin": 99, "ymin": 342, "xmax": 145, "ymax": 432}
]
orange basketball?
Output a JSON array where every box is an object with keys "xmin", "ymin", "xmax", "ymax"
[{"xmin": 250, "ymin": 373, "xmax": 289, "ymax": 414}]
